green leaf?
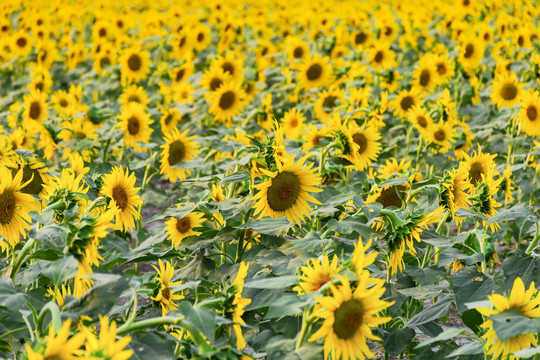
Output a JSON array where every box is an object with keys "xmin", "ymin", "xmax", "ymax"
[
  {"xmin": 451, "ymin": 267, "xmax": 495, "ymax": 313},
  {"xmin": 128, "ymin": 333, "xmax": 175, "ymax": 360},
  {"xmin": 178, "ymin": 301, "xmax": 216, "ymax": 343},
  {"xmin": 379, "ymin": 177, "xmax": 409, "ymax": 187},
  {"xmin": 265, "ymin": 293, "xmax": 315, "ymax": 319},
  {"xmin": 382, "ymin": 328, "xmax": 415, "ymax": 356},
  {"xmin": 326, "ymin": 217, "xmax": 370, "ymax": 239},
  {"xmin": 405, "ymin": 296, "xmax": 452, "ymax": 327},
  {"xmin": 513, "ymin": 346, "xmax": 540, "ymax": 358},
  {"xmin": 447, "ymin": 341, "xmax": 484, "ymax": 357},
  {"xmin": 486, "ymin": 205, "xmax": 536, "ymax": 226},
  {"xmin": 461, "ymin": 309, "xmax": 483, "ymax": 334},
  {"xmin": 416, "ymin": 328, "xmax": 462, "ymax": 348},
  {"xmin": 145, "ymin": 203, "xmax": 197, "ymax": 224},
  {"xmin": 237, "ymin": 217, "xmax": 293, "ymax": 236},
  {"xmin": 502, "ymin": 256, "xmax": 540, "ymax": 292},
  {"xmin": 40, "ymin": 256, "xmax": 79, "ymax": 286},
  {"xmin": 244, "ymin": 275, "xmax": 297, "ymax": 289},
  {"xmin": 0, "ymin": 279, "xmax": 25, "ymax": 311},
  {"xmin": 490, "ymin": 310, "xmax": 540, "ymax": 343},
  {"xmin": 219, "ymin": 170, "xmax": 251, "ymax": 185},
  {"xmin": 397, "ymin": 285, "xmax": 446, "ymax": 300}
]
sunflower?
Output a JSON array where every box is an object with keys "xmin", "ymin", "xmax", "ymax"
[
  {"xmin": 170, "ymin": 31, "xmax": 191, "ymax": 60},
  {"xmin": 313, "ymin": 88, "xmax": 345, "ymax": 122},
  {"xmin": 518, "ymin": 89, "xmax": 540, "ymax": 137},
  {"xmin": 159, "ymin": 128, "xmax": 200, "ymax": 183},
  {"xmin": 211, "ymin": 52, "xmax": 245, "ymax": 82},
  {"xmin": 151, "ymin": 260, "xmax": 184, "ymax": 317},
  {"xmin": 392, "ymin": 88, "xmax": 422, "ymax": 118},
  {"xmin": 51, "ymin": 90, "xmax": 75, "ymax": 116},
  {"xmin": 119, "ymin": 84, "xmax": 149, "ymax": 108},
  {"xmin": 25, "ymin": 319, "xmax": 85, "ymax": 360},
  {"xmin": 208, "ymin": 81, "xmax": 246, "ymax": 123},
  {"xmin": 350, "ymin": 238, "xmax": 378, "ymax": 278},
  {"xmin": 230, "ymin": 262, "xmax": 251, "ymax": 350},
  {"xmin": 200, "ymin": 66, "xmax": 232, "ymax": 92},
  {"xmin": 344, "ymin": 125, "xmax": 382, "ymax": 172},
  {"xmin": 100, "ymin": 166, "xmax": 143, "ymax": 232},
  {"xmin": 120, "ymin": 47, "xmax": 151, "ymax": 83},
  {"xmin": 11, "ymin": 30, "xmax": 32, "ymax": 57},
  {"xmin": 165, "ymin": 204, "xmax": 205, "ymax": 246},
  {"xmin": 117, "ymin": 102, "xmax": 153, "ymax": 151},
  {"xmin": 368, "ymin": 43, "xmax": 396, "ymax": 70},
  {"xmin": 491, "ymin": 71, "xmax": 522, "ymax": 109},
  {"xmin": 169, "ymin": 61, "xmax": 195, "ymax": 85},
  {"xmin": 294, "ymin": 255, "xmax": 340, "ymax": 295},
  {"xmin": 412, "ymin": 58, "xmax": 437, "ymax": 92},
  {"xmin": 350, "ymin": 28, "xmax": 372, "ymax": 51},
  {"xmin": 458, "ymin": 36, "xmax": 484, "ymax": 70},
  {"xmin": 9, "ymin": 155, "xmax": 51, "ymax": 197},
  {"xmin": 426, "ymin": 121, "xmax": 454, "ymax": 153},
  {"xmin": 281, "ymin": 108, "xmax": 306, "ymax": 140},
  {"xmin": 0, "ymin": 136, "xmax": 16, "ymax": 168},
  {"xmin": 459, "ymin": 145, "xmax": 497, "ymax": 191},
  {"xmin": 252, "ymin": 153, "xmax": 322, "ymax": 224},
  {"xmin": 439, "ymin": 168, "xmax": 471, "ymax": 225},
  {"xmin": 309, "ymin": 274, "xmax": 393, "ymax": 360},
  {"xmin": 191, "ymin": 24, "xmax": 211, "ymax": 53},
  {"xmin": 297, "ymin": 54, "xmax": 333, "ymax": 90},
  {"xmin": 82, "ymin": 316, "xmax": 133, "ymax": 360},
  {"xmin": 366, "ymin": 184, "xmax": 409, "ymax": 209},
  {"xmin": 477, "ymin": 277, "xmax": 540, "ymax": 360},
  {"xmin": 431, "ymin": 53, "xmax": 455, "ymax": 85},
  {"xmin": 286, "ymin": 36, "xmax": 310, "ymax": 63},
  {"xmin": 472, "ymin": 172, "xmax": 503, "ymax": 228},
  {"xmin": 0, "ymin": 167, "xmax": 36, "ymax": 250},
  {"xmin": 407, "ymin": 105, "xmax": 433, "ymax": 139},
  {"xmin": 302, "ymin": 125, "xmax": 330, "ymax": 153},
  {"xmin": 23, "ymin": 89, "xmax": 48, "ymax": 123},
  {"xmin": 159, "ymin": 107, "xmax": 182, "ymax": 133}
]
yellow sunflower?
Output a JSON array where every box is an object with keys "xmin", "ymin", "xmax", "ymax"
[
  {"xmin": 286, "ymin": 36, "xmax": 310, "ymax": 63},
  {"xmin": 458, "ymin": 36, "xmax": 485, "ymax": 70},
  {"xmin": 366, "ymin": 184, "xmax": 410, "ymax": 209},
  {"xmin": 0, "ymin": 167, "xmax": 36, "ymax": 250},
  {"xmin": 8, "ymin": 155, "xmax": 52, "ymax": 198},
  {"xmin": 100, "ymin": 166, "xmax": 143, "ymax": 232},
  {"xmin": 159, "ymin": 128, "xmax": 200, "ymax": 183},
  {"xmin": 368, "ymin": 42, "xmax": 396, "ymax": 70},
  {"xmin": 165, "ymin": 204, "xmax": 205, "ymax": 246},
  {"xmin": 392, "ymin": 88, "xmax": 422, "ymax": 118},
  {"xmin": 119, "ymin": 84, "xmax": 149, "ymax": 108},
  {"xmin": 82, "ymin": 316, "xmax": 133, "ymax": 360},
  {"xmin": 252, "ymin": 154, "xmax": 322, "ymax": 224},
  {"xmin": 117, "ymin": 102, "xmax": 153, "ymax": 151},
  {"xmin": 281, "ymin": 108, "xmax": 306, "ymax": 140},
  {"xmin": 302, "ymin": 125, "xmax": 330, "ymax": 153},
  {"xmin": 151, "ymin": 260, "xmax": 184, "ymax": 317},
  {"xmin": 211, "ymin": 52, "xmax": 245, "ymax": 83},
  {"xmin": 25, "ymin": 319, "xmax": 85, "ymax": 360},
  {"xmin": 297, "ymin": 54, "xmax": 333, "ymax": 90},
  {"xmin": 294, "ymin": 255, "xmax": 340, "ymax": 295},
  {"xmin": 309, "ymin": 274, "xmax": 393, "ymax": 360},
  {"xmin": 200, "ymin": 66, "xmax": 232, "ymax": 92},
  {"xmin": 159, "ymin": 107, "xmax": 182, "ymax": 133},
  {"xmin": 344, "ymin": 125, "xmax": 382, "ymax": 172},
  {"xmin": 477, "ymin": 277, "xmax": 540, "ymax": 360},
  {"xmin": 23, "ymin": 89, "xmax": 48, "ymax": 123},
  {"xmin": 208, "ymin": 81, "xmax": 246, "ymax": 123},
  {"xmin": 231, "ymin": 262, "xmax": 251, "ymax": 350},
  {"xmin": 407, "ymin": 105, "xmax": 433, "ymax": 139},
  {"xmin": 120, "ymin": 47, "xmax": 151, "ymax": 83},
  {"xmin": 490, "ymin": 71, "xmax": 522, "ymax": 109},
  {"xmin": 459, "ymin": 145, "xmax": 497, "ymax": 191},
  {"xmin": 313, "ymin": 88, "xmax": 345, "ymax": 122},
  {"xmin": 518, "ymin": 89, "xmax": 540, "ymax": 137},
  {"xmin": 413, "ymin": 57, "xmax": 437, "ymax": 92},
  {"xmin": 439, "ymin": 168, "xmax": 471, "ymax": 225},
  {"xmin": 169, "ymin": 61, "xmax": 195, "ymax": 85},
  {"xmin": 426, "ymin": 121, "xmax": 454, "ymax": 153},
  {"xmin": 11, "ymin": 30, "xmax": 32, "ymax": 57}
]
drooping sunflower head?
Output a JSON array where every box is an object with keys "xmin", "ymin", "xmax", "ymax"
[
  {"xmin": 460, "ymin": 145, "xmax": 497, "ymax": 190},
  {"xmin": 439, "ymin": 168, "xmax": 471, "ymax": 219}
]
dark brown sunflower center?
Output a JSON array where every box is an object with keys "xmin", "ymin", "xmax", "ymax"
[
  {"xmin": 517, "ymin": 36, "xmax": 524, "ymax": 47},
  {"xmin": 464, "ymin": 44, "xmax": 474, "ymax": 58},
  {"xmin": 128, "ymin": 95, "xmax": 140, "ymax": 103},
  {"xmin": 168, "ymin": 140, "xmax": 186, "ymax": 166},
  {"xmin": 112, "ymin": 186, "xmax": 128, "ymax": 210},
  {"xmin": 164, "ymin": 114, "xmax": 173, "ymax": 125},
  {"xmin": 500, "ymin": 83, "xmax": 517, "ymax": 100},
  {"xmin": 417, "ymin": 116, "xmax": 427, "ymax": 128},
  {"xmin": 400, "ymin": 96, "xmax": 414, "ymax": 112},
  {"xmin": 378, "ymin": 185, "xmax": 407, "ymax": 208},
  {"xmin": 419, "ymin": 69, "xmax": 431, "ymax": 87},
  {"xmin": 35, "ymin": 82, "xmax": 44, "ymax": 92},
  {"xmin": 127, "ymin": 116, "xmax": 140, "ymax": 135},
  {"xmin": 127, "ymin": 54, "xmax": 142, "ymax": 71},
  {"xmin": 314, "ymin": 275, "xmax": 332, "ymax": 291},
  {"xmin": 179, "ymin": 36, "xmax": 186, "ymax": 48},
  {"xmin": 434, "ymin": 129, "xmax": 446, "ymax": 141},
  {"xmin": 322, "ymin": 96, "xmax": 338, "ymax": 112},
  {"xmin": 59, "ymin": 99, "xmax": 68, "ymax": 107},
  {"xmin": 219, "ymin": 91, "xmax": 236, "ymax": 110},
  {"xmin": 100, "ymin": 56, "xmax": 111, "ymax": 67},
  {"xmin": 29, "ymin": 101, "xmax": 41, "ymax": 120},
  {"xmin": 332, "ymin": 299, "xmax": 364, "ymax": 340},
  {"xmin": 267, "ymin": 171, "xmax": 301, "ymax": 212},
  {"xmin": 74, "ymin": 131, "xmax": 86, "ymax": 139},
  {"xmin": 353, "ymin": 133, "xmax": 368, "ymax": 155},
  {"xmin": 469, "ymin": 162, "xmax": 484, "ymax": 185},
  {"xmin": 197, "ymin": 33, "xmax": 205, "ymax": 42},
  {"xmin": 293, "ymin": 46, "xmax": 304, "ymax": 59},
  {"xmin": 16, "ymin": 37, "xmax": 27, "ymax": 48},
  {"xmin": 176, "ymin": 216, "xmax": 191, "ymax": 233},
  {"xmin": 527, "ymin": 105, "xmax": 538, "ymax": 121},
  {"xmin": 437, "ymin": 62, "xmax": 447, "ymax": 75},
  {"xmin": 306, "ymin": 64, "xmax": 322, "ymax": 81},
  {"xmin": 355, "ymin": 32, "xmax": 367, "ymax": 45},
  {"xmin": 210, "ymin": 78, "xmax": 223, "ymax": 91},
  {"xmin": 222, "ymin": 62, "xmax": 234, "ymax": 75},
  {"xmin": 0, "ymin": 190, "xmax": 16, "ymax": 225},
  {"xmin": 98, "ymin": 28, "xmax": 107, "ymax": 38},
  {"xmin": 175, "ymin": 69, "xmax": 185, "ymax": 82},
  {"xmin": 374, "ymin": 51, "xmax": 384, "ymax": 63},
  {"xmin": 16, "ymin": 166, "xmax": 44, "ymax": 195},
  {"xmin": 161, "ymin": 287, "xmax": 171, "ymax": 301}
]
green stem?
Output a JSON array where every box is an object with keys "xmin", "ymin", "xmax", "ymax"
[
  {"xmin": 432, "ymin": 211, "xmax": 450, "ymax": 265},
  {"xmin": 525, "ymin": 223, "xmax": 540, "ymax": 255},
  {"xmin": 236, "ymin": 209, "xmax": 253, "ymax": 263},
  {"xmin": 0, "ymin": 327, "xmax": 27, "ymax": 341},
  {"xmin": 36, "ymin": 302, "xmax": 62, "ymax": 337},
  {"xmin": 295, "ymin": 311, "xmax": 312, "ymax": 350},
  {"xmin": 10, "ymin": 238, "xmax": 36, "ymax": 280},
  {"xmin": 380, "ymin": 209, "xmax": 405, "ymax": 227}
]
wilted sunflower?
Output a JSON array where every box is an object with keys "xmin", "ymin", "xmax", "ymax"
[
  {"xmin": 309, "ymin": 274, "xmax": 393, "ymax": 360},
  {"xmin": 491, "ymin": 71, "xmax": 522, "ymax": 109},
  {"xmin": 0, "ymin": 167, "xmax": 36, "ymax": 249},
  {"xmin": 100, "ymin": 166, "xmax": 143, "ymax": 232},
  {"xmin": 120, "ymin": 47, "xmax": 151, "ymax": 83},
  {"xmin": 252, "ymin": 154, "xmax": 322, "ymax": 224},
  {"xmin": 477, "ymin": 277, "xmax": 540, "ymax": 360},
  {"xmin": 297, "ymin": 54, "xmax": 333, "ymax": 90},
  {"xmin": 117, "ymin": 102, "xmax": 153, "ymax": 151},
  {"xmin": 281, "ymin": 108, "xmax": 306, "ymax": 140},
  {"xmin": 23, "ymin": 89, "xmax": 48, "ymax": 123},
  {"xmin": 159, "ymin": 128, "xmax": 200, "ymax": 182},
  {"xmin": 518, "ymin": 89, "xmax": 540, "ymax": 137},
  {"xmin": 151, "ymin": 260, "xmax": 184, "ymax": 317},
  {"xmin": 208, "ymin": 81, "xmax": 246, "ymax": 122},
  {"xmin": 165, "ymin": 204, "xmax": 205, "ymax": 246},
  {"xmin": 294, "ymin": 255, "xmax": 340, "ymax": 295},
  {"xmin": 82, "ymin": 316, "xmax": 133, "ymax": 360}
]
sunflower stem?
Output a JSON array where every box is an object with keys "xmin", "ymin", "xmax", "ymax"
[
  {"xmin": 236, "ymin": 209, "xmax": 252, "ymax": 262},
  {"xmin": 295, "ymin": 310, "xmax": 312, "ymax": 350},
  {"xmin": 525, "ymin": 223, "xmax": 540, "ymax": 255},
  {"xmin": 432, "ymin": 211, "xmax": 450, "ymax": 265},
  {"xmin": 35, "ymin": 302, "xmax": 62, "ymax": 337},
  {"xmin": 10, "ymin": 238, "xmax": 36, "ymax": 281}
]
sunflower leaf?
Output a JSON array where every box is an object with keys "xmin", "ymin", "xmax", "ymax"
[{"xmin": 490, "ymin": 310, "xmax": 540, "ymax": 343}]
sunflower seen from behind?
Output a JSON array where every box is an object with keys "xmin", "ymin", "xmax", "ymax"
[
  {"xmin": 159, "ymin": 128, "xmax": 200, "ymax": 183},
  {"xmin": 100, "ymin": 166, "xmax": 143, "ymax": 232},
  {"xmin": 252, "ymin": 153, "xmax": 322, "ymax": 224},
  {"xmin": 309, "ymin": 274, "xmax": 393, "ymax": 360}
]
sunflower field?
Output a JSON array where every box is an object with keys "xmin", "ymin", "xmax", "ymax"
[{"xmin": 1, "ymin": 0, "xmax": 540, "ymax": 359}]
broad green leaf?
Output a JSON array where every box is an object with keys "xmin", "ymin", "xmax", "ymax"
[
  {"xmin": 397, "ymin": 285, "xmax": 446, "ymax": 300},
  {"xmin": 244, "ymin": 275, "xmax": 297, "ymax": 289},
  {"xmin": 490, "ymin": 310, "xmax": 540, "ymax": 343},
  {"xmin": 40, "ymin": 256, "xmax": 79, "ymax": 286},
  {"xmin": 513, "ymin": 346, "xmax": 540, "ymax": 358},
  {"xmin": 128, "ymin": 333, "xmax": 175, "ymax": 360},
  {"xmin": 382, "ymin": 328, "xmax": 415, "ymax": 356},
  {"xmin": 177, "ymin": 301, "xmax": 216, "ymax": 342},
  {"xmin": 0, "ymin": 279, "xmax": 25, "ymax": 311},
  {"xmin": 416, "ymin": 328, "xmax": 462, "ymax": 348},
  {"xmin": 405, "ymin": 296, "xmax": 452, "ymax": 327},
  {"xmin": 462, "ymin": 308, "xmax": 484, "ymax": 334},
  {"xmin": 447, "ymin": 341, "xmax": 484, "ymax": 357},
  {"xmin": 502, "ymin": 256, "xmax": 540, "ymax": 291},
  {"xmin": 219, "ymin": 170, "xmax": 251, "ymax": 185},
  {"xmin": 451, "ymin": 267, "xmax": 495, "ymax": 313},
  {"xmin": 237, "ymin": 217, "xmax": 293, "ymax": 236}
]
